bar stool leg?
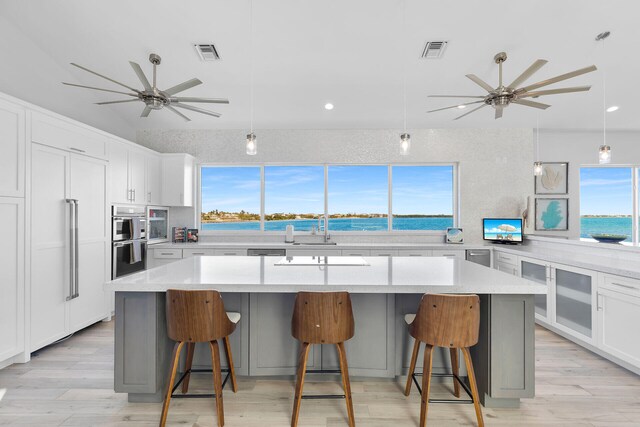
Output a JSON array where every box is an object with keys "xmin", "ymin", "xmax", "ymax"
[
  {"xmin": 291, "ymin": 342, "xmax": 310, "ymax": 427},
  {"xmin": 461, "ymin": 347, "xmax": 484, "ymax": 427},
  {"xmin": 449, "ymin": 348, "xmax": 460, "ymax": 398},
  {"xmin": 419, "ymin": 344, "xmax": 434, "ymax": 427},
  {"xmin": 336, "ymin": 342, "xmax": 356, "ymax": 427},
  {"xmin": 223, "ymin": 336, "xmax": 238, "ymax": 393},
  {"xmin": 160, "ymin": 341, "xmax": 185, "ymax": 427},
  {"xmin": 182, "ymin": 342, "xmax": 196, "ymax": 394},
  {"xmin": 209, "ymin": 340, "xmax": 225, "ymax": 427},
  {"xmin": 405, "ymin": 339, "xmax": 421, "ymax": 396}
]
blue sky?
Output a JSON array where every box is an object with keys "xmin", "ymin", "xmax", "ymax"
[
  {"xmin": 201, "ymin": 165, "xmax": 454, "ymax": 215},
  {"xmin": 580, "ymin": 168, "xmax": 633, "ymax": 215}
]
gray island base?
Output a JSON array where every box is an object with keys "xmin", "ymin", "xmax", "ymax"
[{"xmin": 107, "ymin": 256, "xmax": 544, "ymax": 408}]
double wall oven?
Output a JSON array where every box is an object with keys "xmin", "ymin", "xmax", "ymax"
[{"xmin": 112, "ymin": 205, "xmax": 147, "ymax": 279}]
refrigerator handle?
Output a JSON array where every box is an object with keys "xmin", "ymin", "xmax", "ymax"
[
  {"xmin": 74, "ymin": 199, "xmax": 79, "ymax": 299},
  {"xmin": 65, "ymin": 199, "xmax": 79, "ymax": 301}
]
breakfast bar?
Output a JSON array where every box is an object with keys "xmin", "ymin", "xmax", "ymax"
[{"xmin": 105, "ymin": 255, "xmax": 546, "ymax": 408}]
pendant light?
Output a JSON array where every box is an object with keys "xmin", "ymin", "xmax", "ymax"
[
  {"xmin": 597, "ymin": 31, "xmax": 610, "ymax": 164},
  {"xmin": 399, "ymin": 0, "xmax": 410, "ymax": 155},
  {"xmin": 246, "ymin": 0, "xmax": 257, "ymax": 155},
  {"xmin": 533, "ymin": 114, "xmax": 543, "ymax": 175}
]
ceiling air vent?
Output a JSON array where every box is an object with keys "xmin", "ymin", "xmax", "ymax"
[
  {"xmin": 421, "ymin": 41, "xmax": 448, "ymax": 59},
  {"xmin": 194, "ymin": 44, "xmax": 221, "ymax": 61}
]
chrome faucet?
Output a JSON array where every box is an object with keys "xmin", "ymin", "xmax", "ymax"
[{"xmin": 318, "ymin": 215, "xmax": 331, "ymax": 242}]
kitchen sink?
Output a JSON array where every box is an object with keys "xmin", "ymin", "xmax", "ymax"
[{"xmin": 292, "ymin": 242, "xmax": 338, "ymax": 245}]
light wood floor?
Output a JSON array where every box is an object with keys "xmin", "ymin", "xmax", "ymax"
[{"xmin": 1, "ymin": 322, "xmax": 639, "ymax": 426}]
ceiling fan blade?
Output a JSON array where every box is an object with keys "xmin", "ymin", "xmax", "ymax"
[
  {"xmin": 453, "ymin": 103, "xmax": 488, "ymax": 120},
  {"xmin": 129, "ymin": 61, "xmax": 152, "ymax": 91},
  {"xmin": 163, "ymin": 78, "xmax": 202, "ymax": 96},
  {"xmin": 166, "ymin": 105, "xmax": 191, "ymax": 122},
  {"xmin": 512, "ymin": 99, "xmax": 551, "ymax": 109},
  {"xmin": 428, "ymin": 95, "xmax": 486, "ymax": 99},
  {"xmin": 466, "ymin": 74, "xmax": 495, "ymax": 92},
  {"xmin": 507, "ymin": 59, "xmax": 548, "ymax": 89},
  {"xmin": 140, "ymin": 106, "xmax": 152, "ymax": 117},
  {"xmin": 171, "ymin": 97, "xmax": 230, "ymax": 104},
  {"xmin": 62, "ymin": 82, "xmax": 138, "ymax": 97},
  {"xmin": 519, "ymin": 86, "xmax": 591, "ymax": 98},
  {"xmin": 70, "ymin": 63, "xmax": 141, "ymax": 94},
  {"xmin": 517, "ymin": 65, "xmax": 597, "ymax": 94},
  {"xmin": 95, "ymin": 99, "xmax": 139, "ymax": 105},
  {"xmin": 172, "ymin": 103, "xmax": 221, "ymax": 118},
  {"xmin": 427, "ymin": 100, "xmax": 484, "ymax": 113},
  {"xmin": 495, "ymin": 106, "xmax": 503, "ymax": 119}
]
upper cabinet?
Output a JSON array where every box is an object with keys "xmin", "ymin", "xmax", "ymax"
[
  {"xmin": 146, "ymin": 153, "xmax": 162, "ymax": 205},
  {"xmin": 108, "ymin": 141, "xmax": 147, "ymax": 205},
  {"xmin": 31, "ymin": 111, "xmax": 107, "ymax": 159},
  {"xmin": 0, "ymin": 98, "xmax": 25, "ymax": 197},
  {"xmin": 162, "ymin": 153, "xmax": 194, "ymax": 207}
]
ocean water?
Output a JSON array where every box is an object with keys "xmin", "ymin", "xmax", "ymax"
[
  {"xmin": 201, "ymin": 216, "xmax": 454, "ymax": 232},
  {"xmin": 580, "ymin": 217, "xmax": 633, "ymax": 242}
]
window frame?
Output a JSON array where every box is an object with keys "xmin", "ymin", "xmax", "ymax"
[
  {"xmin": 198, "ymin": 162, "xmax": 459, "ymax": 235},
  {"xmin": 579, "ymin": 165, "xmax": 639, "ymax": 246}
]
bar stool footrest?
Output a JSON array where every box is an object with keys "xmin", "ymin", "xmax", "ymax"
[
  {"xmin": 411, "ymin": 372, "xmax": 475, "ymax": 404},
  {"xmin": 170, "ymin": 368, "xmax": 231, "ymax": 399}
]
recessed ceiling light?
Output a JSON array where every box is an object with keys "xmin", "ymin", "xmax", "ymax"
[
  {"xmin": 324, "ymin": 103, "xmax": 334, "ymax": 110},
  {"xmin": 457, "ymin": 105, "xmax": 466, "ymax": 109},
  {"xmin": 606, "ymin": 105, "xmax": 619, "ymax": 112}
]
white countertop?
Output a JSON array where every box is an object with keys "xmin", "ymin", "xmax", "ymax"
[
  {"xmin": 149, "ymin": 241, "xmax": 489, "ymax": 250},
  {"xmin": 106, "ymin": 256, "xmax": 545, "ymax": 294}
]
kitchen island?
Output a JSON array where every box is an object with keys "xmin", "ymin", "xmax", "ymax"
[{"xmin": 105, "ymin": 255, "xmax": 545, "ymax": 408}]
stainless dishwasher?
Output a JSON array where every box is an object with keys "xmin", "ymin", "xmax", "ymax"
[
  {"xmin": 247, "ymin": 248, "xmax": 287, "ymax": 256},
  {"xmin": 465, "ymin": 249, "xmax": 491, "ymax": 267}
]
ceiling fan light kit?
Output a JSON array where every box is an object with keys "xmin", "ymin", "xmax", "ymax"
[
  {"xmin": 63, "ymin": 53, "xmax": 229, "ymax": 121},
  {"xmin": 427, "ymin": 51, "xmax": 597, "ymax": 120}
]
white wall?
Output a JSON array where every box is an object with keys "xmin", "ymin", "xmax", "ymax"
[
  {"xmin": 537, "ymin": 129, "xmax": 640, "ymax": 239},
  {"xmin": 137, "ymin": 128, "xmax": 533, "ymax": 243}
]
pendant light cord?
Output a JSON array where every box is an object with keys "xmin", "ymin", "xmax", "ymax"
[
  {"xmin": 536, "ymin": 114, "xmax": 540, "ymax": 161},
  {"xmin": 402, "ymin": 0, "xmax": 407, "ymax": 133},
  {"xmin": 250, "ymin": 0, "xmax": 254, "ymax": 134},
  {"xmin": 602, "ymin": 37, "xmax": 606, "ymax": 146}
]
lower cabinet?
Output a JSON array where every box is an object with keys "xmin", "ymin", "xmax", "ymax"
[{"xmin": 0, "ymin": 197, "xmax": 25, "ymax": 364}]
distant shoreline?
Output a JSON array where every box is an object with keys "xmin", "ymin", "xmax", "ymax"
[
  {"xmin": 202, "ymin": 215, "xmax": 453, "ymax": 224},
  {"xmin": 581, "ymin": 215, "xmax": 631, "ymax": 218}
]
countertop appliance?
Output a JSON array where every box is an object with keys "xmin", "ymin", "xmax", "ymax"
[
  {"xmin": 112, "ymin": 205, "xmax": 147, "ymax": 279},
  {"xmin": 466, "ymin": 249, "xmax": 491, "ymax": 267},
  {"xmin": 147, "ymin": 206, "xmax": 169, "ymax": 244}
]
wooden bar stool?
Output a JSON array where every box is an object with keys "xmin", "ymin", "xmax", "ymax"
[
  {"xmin": 404, "ymin": 294, "xmax": 484, "ymax": 427},
  {"xmin": 160, "ymin": 289, "xmax": 240, "ymax": 427},
  {"xmin": 291, "ymin": 291, "xmax": 356, "ymax": 427}
]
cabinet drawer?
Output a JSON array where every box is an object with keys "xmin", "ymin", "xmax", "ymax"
[
  {"xmin": 341, "ymin": 249, "xmax": 371, "ymax": 256},
  {"xmin": 213, "ymin": 249, "xmax": 247, "ymax": 256},
  {"xmin": 153, "ymin": 249, "xmax": 182, "ymax": 259},
  {"xmin": 601, "ymin": 274, "xmax": 640, "ymax": 295},
  {"xmin": 183, "ymin": 249, "xmax": 216, "ymax": 258},
  {"xmin": 495, "ymin": 251, "xmax": 518, "ymax": 266},
  {"xmin": 496, "ymin": 261, "xmax": 520, "ymax": 276},
  {"xmin": 397, "ymin": 249, "xmax": 432, "ymax": 257},
  {"xmin": 431, "ymin": 249, "xmax": 464, "ymax": 259},
  {"xmin": 32, "ymin": 113, "xmax": 107, "ymax": 159},
  {"xmin": 370, "ymin": 249, "xmax": 398, "ymax": 256}
]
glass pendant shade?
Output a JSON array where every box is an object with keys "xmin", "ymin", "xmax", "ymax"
[
  {"xmin": 246, "ymin": 133, "xmax": 257, "ymax": 155},
  {"xmin": 533, "ymin": 162, "xmax": 543, "ymax": 176},
  {"xmin": 400, "ymin": 133, "xmax": 411, "ymax": 156},
  {"xmin": 598, "ymin": 144, "xmax": 611, "ymax": 164}
]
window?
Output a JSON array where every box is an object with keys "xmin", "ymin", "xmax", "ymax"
[
  {"xmin": 201, "ymin": 167, "xmax": 261, "ymax": 230},
  {"xmin": 199, "ymin": 164, "xmax": 457, "ymax": 233},
  {"xmin": 580, "ymin": 167, "xmax": 633, "ymax": 243},
  {"xmin": 392, "ymin": 165, "xmax": 454, "ymax": 230},
  {"xmin": 328, "ymin": 166, "xmax": 388, "ymax": 231},
  {"xmin": 264, "ymin": 166, "xmax": 324, "ymax": 231}
]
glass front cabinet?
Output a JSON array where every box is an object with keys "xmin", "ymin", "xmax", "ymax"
[{"xmin": 520, "ymin": 257, "xmax": 597, "ymax": 344}]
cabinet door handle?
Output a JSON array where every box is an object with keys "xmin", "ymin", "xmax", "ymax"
[
  {"xmin": 597, "ymin": 293, "xmax": 604, "ymax": 311},
  {"xmin": 133, "ymin": 189, "xmax": 136, "ymax": 201},
  {"xmin": 148, "ymin": 192, "xmax": 151, "ymax": 203},
  {"xmin": 160, "ymin": 252, "xmax": 174, "ymax": 256},
  {"xmin": 191, "ymin": 252, "xmax": 205, "ymax": 255},
  {"xmin": 610, "ymin": 282, "xmax": 638, "ymax": 290},
  {"xmin": 223, "ymin": 252, "xmax": 236, "ymax": 256}
]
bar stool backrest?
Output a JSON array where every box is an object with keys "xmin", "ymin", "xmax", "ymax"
[
  {"xmin": 291, "ymin": 291, "xmax": 355, "ymax": 344},
  {"xmin": 409, "ymin": 294, "xmax": 480, "ymax": 348},
  {"xmin": 166, "ymin": 289, "xmax": 236, "ymax": 343}
]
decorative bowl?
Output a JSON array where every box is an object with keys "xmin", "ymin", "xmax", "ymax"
[{"xmin": 590, "ymin": 234, "xmax": 628, "ymax": 244}]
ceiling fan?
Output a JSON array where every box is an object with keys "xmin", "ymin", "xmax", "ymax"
[
  {"xmin": 428, "ymin": 52, "xmax": 597, "ymax": 120},
  {"xmin": 62, "ymin": 53, "xmax": 229, "ymax": 121}
]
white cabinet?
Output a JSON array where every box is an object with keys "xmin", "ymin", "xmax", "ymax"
[
  {"xmin": 146, "ymin": 154, "xmax": 162, "ymax": 205},
  {"xmin": 0, "ymin": 98, "xmax": 25, "ymax": 197},
  {"xmin": 108, "ymin": 141, "xmax": 147, "ymax": 205},
  {"xmin": 494, "ymin": 250, "xmax": 520, "ymax": 276},
  {"xmin": 183, "ymin": 248, "xmax": 216, "ymax": 257},
  {"xmin": 148, "ymin": 248, "xmax": 182, "ymax": 268},
  {"xmin": 0, "ymin": 198, "xmax": 24, "ymax": 362},
  {"xmin": 162, "ymin": 154, "xmax": 194, "ymax": 207},
  {"xmin": 214, "ymin": 249, "xmax": 247, "ymax": 256},
  {"xmin": 341, "ymin": 249, "xmax": 371, "ymax": 256},
  {"xmin": 519, "ymin": 257, "xmax": 550, "ymax": 321},
  {"xmin": 597, "ymin": 275, "xmax": 640, "ymax": 368},
  {"xmin": 30, "ymin": 143, "xmax": 108, "ymax": 351},
  {"xmin": 431, "ymin": 249, "xmax": 464, "ymax": 259},
  {"xmin": 31, "ymin": 112, "xmax": 107, "ymax": 159},
  {"xmin": 370, "ymin": 249, "xmax": 398, "ymax": 256},
  {"xmin": 397, "ymin": 249, "xmax": 432, "ymax": 256}
]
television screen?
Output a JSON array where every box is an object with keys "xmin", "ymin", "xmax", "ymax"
[{"xmin": 483, "ymin": 218, "xmax": 523, "ymax": 243}]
